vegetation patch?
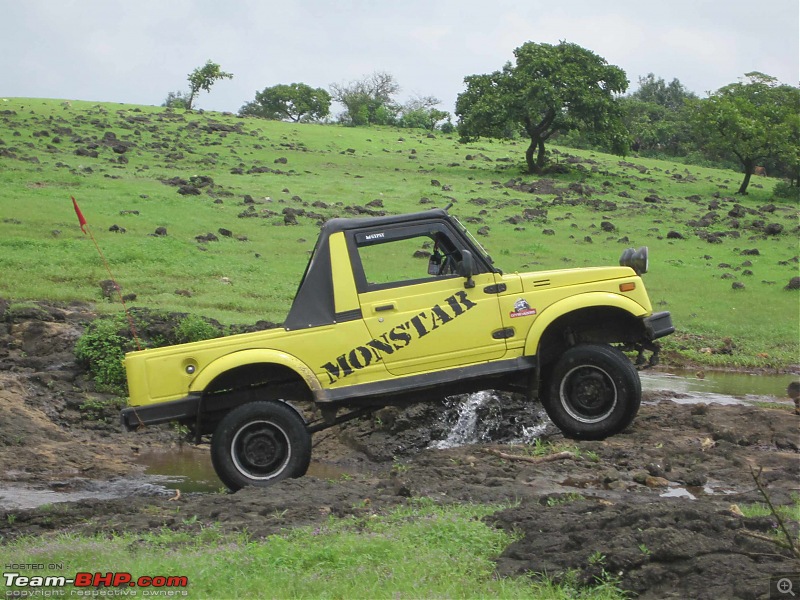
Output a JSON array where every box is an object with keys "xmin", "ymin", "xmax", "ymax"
[{"xmin": 4, "ymin": 500, "xmax": 626, "ymax": 599}]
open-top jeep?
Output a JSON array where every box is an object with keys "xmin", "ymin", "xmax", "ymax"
[{"xmin": 121, "ymin": 207, "xmax": 673, "ymax": 491}]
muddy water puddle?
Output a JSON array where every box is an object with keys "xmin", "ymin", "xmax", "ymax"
[
  {"xmin": 0, "ymin": 478, "xmax": 171, "ymax": 510},
  {"xmin": 133, "ymin": 447, "xmax": 360, "ymax": 494},
  {"xmin": 0, "ymin": 451, "xmax": 361, "ymax": 510},
  {"xmin": 641, "ymin": 369, "xmax": 797, "ymax": 407}
]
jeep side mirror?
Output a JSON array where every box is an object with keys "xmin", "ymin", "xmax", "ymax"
[{"xmin": 457, "ymin": 251, "xmax": 476, "ymax": 288}]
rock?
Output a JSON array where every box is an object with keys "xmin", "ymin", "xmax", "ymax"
[
  {"xmin": 218, "ymin": 228, "xmax": 233, "ymax": 238},
  {"xmin": 645, "ymin": 476, "xmax": 670, "ymax": 488},
  {"xmin": 732, "ymin": 282, "xmax": 745, "ymax": 290},
  {"xmin": 784, "ymin": 277, "xmax": 800, "ymax": 291},
  {"xmin": 274, "ymin": 157, "xmax": 288, "ymax": 164},
  {"xmin": 99, "ymin": 280, "xmax": 119, "ymax": 299},
  {"xmin": 189, "ymin": 175, "xmax": 214, "ymax": 187},
  {"xmin": 727, "ymin": 204, "xmax": 746, "ymax": 218},
  {"xmin": 600, "ymin": 221, "xmax": 615, "ymax": 232},
  {"xmin": 195, "ymin": 233, "xmax": 219, "ymax": 243},
  {"xmin": 154, "ymin": 227, "xmax": 167, "ymax": 236},
  {"xmin": 765, "ymin": 223, "xmax": 783, "ymax": 235},
  {"xmin": 666, "ymin": 231, "xmax": 684, "ymax": 239},
  {"xmin": 177, "ymin": 185, "xmax": 201, "ymax": 196}
]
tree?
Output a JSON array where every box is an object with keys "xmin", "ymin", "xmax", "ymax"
[
  {"xmin": 456, "ymin": 41, "xmax": 629, "ymax": 173},
  {"xmin": 398, "ymin": 95, "xmax": 450, "ymax": 130},
  {"xmin": 186, "ymin": 60, "xmax": 233, "ymax": 110},
  {"xmin": 330, "ymin": 71, "xmax": 400, "ymax": 126},
  {"xmin": 162, "ymin": 90, "xmax": 190, "ymax": 109},
  {"xmin": 619, "ymin": 74, "xmax": 698, "ymax": 155},
  {"xmin": 240, "ymin": 83, "xmax": 331, "ymax": 122},
  {"xmin": 692, "ymin": 72, "xmax": 800, "ymax": 194},
  {"xmin": 630, "ymin": 73, "xmax": 697, "ymax": 111}
]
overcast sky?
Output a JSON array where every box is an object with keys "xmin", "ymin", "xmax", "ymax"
[{"xmin": 2, "ymin": 0, "xmax": 797, "ymax": 116}]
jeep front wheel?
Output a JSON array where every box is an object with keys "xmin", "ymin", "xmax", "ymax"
[
  {"xmin": 542, "ymin": 344, "xmax": 641, "ymax": 440},
  {"xmin": 211, "ymin": 401, "xmax": 312, "ymax": 492}
]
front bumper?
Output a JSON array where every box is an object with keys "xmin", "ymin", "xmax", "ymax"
[{"xmin": 643, "ymin": 311, "xmax": 674, "ymax": 340}]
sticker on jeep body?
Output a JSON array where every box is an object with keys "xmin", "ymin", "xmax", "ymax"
[
  {"xmin": 320, "ymin": 290, "xmax": 477, "ymax": 384},
  {"xmin": 510, "ymin": 298, "xmax": 536, "ymax": 318}
]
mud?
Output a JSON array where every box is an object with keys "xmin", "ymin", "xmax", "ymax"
[{"xmin": 1, "ymin": 302, "xmax": 798, "ymax": 599}]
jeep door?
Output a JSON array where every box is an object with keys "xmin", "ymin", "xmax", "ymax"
[{"xmin": 350, "ymin": 221, "xmax": 507, "ymax": 377}]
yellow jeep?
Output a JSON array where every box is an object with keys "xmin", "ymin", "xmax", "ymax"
[{"xmin": 121, "ymin": 208, "xmax": 673, "ymax": 490}]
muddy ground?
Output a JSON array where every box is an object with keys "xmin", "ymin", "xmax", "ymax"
[{"xmin": 0, "ymin": 301, "xmax": 798, "ymax": 599}]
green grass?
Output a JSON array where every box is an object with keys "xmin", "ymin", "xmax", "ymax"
[
  {"xmin": 0, "ymin": 97, "xmax": 797, "ymax": 368},
  {"xmin": 3, "ymin": 500, "xmax": 624, "ymax": 599},
  {"xmin": 738, "ymin": 495, "xmax": 800, "ymax": 523}
]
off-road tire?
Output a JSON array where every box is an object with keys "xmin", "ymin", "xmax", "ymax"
[
  {"xmin": 211, "ymin": 400, "xmax": 311, "ymax": 492},
  {"xmin": 542, "ymin": 344, "xmax": 641, "ymax": 440}
]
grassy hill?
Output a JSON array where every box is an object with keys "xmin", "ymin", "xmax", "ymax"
[{"xmin": 0, "ymin": 98, "xmax": 797, "ymax": 368}]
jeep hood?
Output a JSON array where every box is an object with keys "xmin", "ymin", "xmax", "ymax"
[{"xmin": 519, "ymin": 266, "xmax": 637, "ymax": 291}]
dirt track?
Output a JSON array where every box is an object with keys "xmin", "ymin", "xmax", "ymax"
[{"xmin": 1, "ymin": 301, "xmax": 798, "ymax": 599}]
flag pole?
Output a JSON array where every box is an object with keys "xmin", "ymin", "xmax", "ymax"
[{"xmin": 72, "ymin": 196, "xmax": 141, "ymax": 351}]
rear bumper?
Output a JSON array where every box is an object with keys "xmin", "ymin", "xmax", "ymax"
[
  {"xmin": 120, "ymin": 394, "xmax": 201, "ymax": 431},
  {"xmin": 643, "ymin": 311, "xmax": 674, "ymax": 340}
]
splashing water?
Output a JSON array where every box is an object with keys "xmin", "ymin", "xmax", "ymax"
[
  {"xmin": 429, "ymin": 391, "xmax": 549, "ymax": 449},
  {"xmin": 430, "ymin": 391, "xmax": 492, "ymax": 449}
]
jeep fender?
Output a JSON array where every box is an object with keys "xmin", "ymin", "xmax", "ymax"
[
  {"xmin": 189, "ymin": 349, "xmax": 323, "ymax": 398},
  {"xmin": 523, "ymin": 292, "xmax": 649, "ymax": 357}
]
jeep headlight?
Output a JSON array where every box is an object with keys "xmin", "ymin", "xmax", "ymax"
[{"xmin": 619, "ymin": 246, "xmax": 649, "ymax": 275}]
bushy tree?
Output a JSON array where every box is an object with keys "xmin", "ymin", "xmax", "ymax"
[
  {"xmin": 456, "ymin": 41, "xmax": 629, "ymax": 173},
  {"xmin": 620, "ymin": 74, "xmax": 698, "ymax": 155},
  {"xmin": 162, "ymin": 90, "xmax": 190, "ymax": 109},
  {"xmin": 330, "ymin": 71, "xmax": 400, "ymax": 126},
  {"xmin": 692, "ymin": 72, "xmax": 800, "ymax": 194},
  {"xmin": 630, "ymin": 73, "xmax": 697, "ymax": 111},
  {"xmin": 186, "ymin": 60, "xmax": 233, "ymax": 110},
  {"xmin": 398, "ymin": 95, "xmax": 450, "ymax": 130},
  {"xmin": 240, "ymin": 83, "xmax": 331, "ymax": 122}
]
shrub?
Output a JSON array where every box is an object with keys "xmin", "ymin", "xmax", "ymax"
[
  {"xmin": 173, "ymin": 314, "xmax": 222, "ymax": 343},
  {"xmin": 74, "ymin": 315, "xmax": 133, "ymax": 394},
  {"xmin": 772, "ymin": 180, "xmax": 800, "ymax": 202}
]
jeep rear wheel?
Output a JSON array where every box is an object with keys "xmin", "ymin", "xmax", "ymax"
[
  {"xmin": 211, "ymin": 401, "xmax": 311, "ymax": 492},
  {"xmin": 542, "ymin": 344, "xmax": 641, "ymax": 440}
]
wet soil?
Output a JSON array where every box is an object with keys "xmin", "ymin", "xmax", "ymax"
[{"xmin": 1, "ymin": 301, "xmax": 798, "ymax": 599}]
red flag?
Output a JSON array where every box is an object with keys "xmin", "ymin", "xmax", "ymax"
[{"xmin": 72, "ymin": 196, "xmax": 87, "ymax": 234}]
